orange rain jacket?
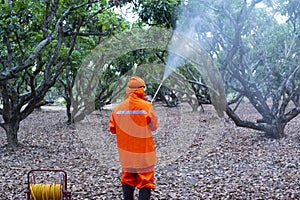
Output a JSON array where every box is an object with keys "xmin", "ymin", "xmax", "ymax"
[{"xmin": 109, "ymin": 87, "xmax": 159, "ymax": 169}]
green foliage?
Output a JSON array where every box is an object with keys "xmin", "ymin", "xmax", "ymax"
[
  {"xmin": 133, "ymin": 0, "xmax": 180, "ymax": 28},
  {"xmin": 0, "ymin": 1, "xmax": 45, "ymax": 69},
  {"xmin": 281, "ymin": 0, "xmax": 300, "ymax": 23},
  {"xmin": 0, "ymin": 0, "xmax": 133, "ymax": 132},
  {"xmin": 0, "ymin": 0, "xmax": 129, "ymax": 91}
]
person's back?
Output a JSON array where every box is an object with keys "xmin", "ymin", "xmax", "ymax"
[{"xmin": 109, "ymin": 76, "xmax": 159, "ymax": 200}]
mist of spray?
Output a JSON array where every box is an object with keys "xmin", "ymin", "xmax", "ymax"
[{"xmin": 151, "ymin": 1, "xmax": 201, "ymax": 103}]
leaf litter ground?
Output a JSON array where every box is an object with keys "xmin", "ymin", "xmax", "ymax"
[{"xmin": 0, "ymin": 103, "xmax": 299, "ymax": 199}]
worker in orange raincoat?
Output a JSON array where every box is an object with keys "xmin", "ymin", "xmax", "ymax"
[{"xmin": 109, "ymin": 76, "xmax": 159, "ymax": 200}]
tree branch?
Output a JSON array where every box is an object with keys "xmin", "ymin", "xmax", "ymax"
[
  {"xmin": 0, "ymin": 6, "xmax": 73, "ymax": 81},
  {"xmin": 64, "ymin": 31, "xmax": 109, "ymax": 37},
  {"xmin": 226, "ymin": 104, "xmax": 269, "ymax": 132},
  {"xmin": 283, "ymin": 106, "xmax": 300, "ymax": 123}
]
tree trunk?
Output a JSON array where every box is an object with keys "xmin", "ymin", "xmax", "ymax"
[
  {"xmin": 4, "ymin": 120, "xmax": 20, "ymax": 150},
  {"xmin": 265, "ymin": 120, "xmax": 285, "ymax": 139},
  {"xmin": 66, "ymin": 100, "xmax": 72, "ymax": 124}
]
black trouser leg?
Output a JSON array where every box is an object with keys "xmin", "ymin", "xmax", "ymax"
[
  {"xmin": 138, "ymin": 187, "xmax": 151, "ymax": 200},
  {"xmin": 122, "ymin": 184, "xmax": 135, "ymax": 200}
]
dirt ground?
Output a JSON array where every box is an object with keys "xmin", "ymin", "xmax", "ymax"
[{"xmin": 0, "ymin": 102, "xmax": 299, "ymax": 199}]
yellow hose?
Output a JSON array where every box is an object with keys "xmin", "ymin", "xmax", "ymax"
[{"xmin": 30, "ymin": 184, "xmax": 62, "ymax": 200}]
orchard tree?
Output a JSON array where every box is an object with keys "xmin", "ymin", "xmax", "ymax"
[
  {"xmin": 183, "ymin": 0, "xmax": 300, "ymax": 138},
  {"xmin": 59, "ymin": 8, "xmax": 130, "ymax": 123},
  {"xmin": 0, "ymin": 0, "xmax": 128, "ymax": 150}
]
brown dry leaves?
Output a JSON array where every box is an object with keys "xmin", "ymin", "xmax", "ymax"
[{"xmin": 0, "ymin": 103, "xmax": 299, "ymax": 199}]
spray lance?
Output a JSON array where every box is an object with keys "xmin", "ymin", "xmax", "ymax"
[
  {"xmin": 151, "ymin": 77, "xmax": 166, "ymax": 104},
  {"xmin": 150, "ymin": 64, "xmax": 174, "ymax": 103}
]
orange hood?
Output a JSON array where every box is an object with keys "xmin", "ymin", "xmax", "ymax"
[{"xmin": 125, "ymin": 87, "xmax": 147, "ymax": 101}]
